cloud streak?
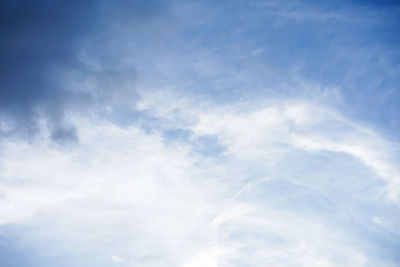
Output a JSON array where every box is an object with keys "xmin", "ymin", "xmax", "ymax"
[
  {"xmin": 0, "ymin": 0, "xmax": 399, "ymax": 266},
  {"xmin": 1, "ymin": 93, "xmax": 399, "ymax": 266}
]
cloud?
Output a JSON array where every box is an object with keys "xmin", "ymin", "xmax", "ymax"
[
  {"xmin": 1, "ymin": 94, "xmax": 400, "ymax": 266},
  {"xmin": 0, "ymin": 0, "xmax": 166, "ymax": 143},
  {"xmin": 135, "ymin": 90, "xmax": 400, "ymax": 264},
  {"xmin": 1, "ymin": 1, "xmax": 399, "ymax": 266},
  {"xmin": 3, "ymin": 90, "xmax": 398, "ymax": 266},
  {"xmin": 0, "ymin": 116, "xmax": 222, "ymax": 266}
]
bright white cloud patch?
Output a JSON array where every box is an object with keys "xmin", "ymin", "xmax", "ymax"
[
  {"xmin": 0, "ymin": 117, "xmax": 222, "ymax": 266},
  {"xmin": 1, "ymin": 94, "xmax": 399, "ymax": 266}
]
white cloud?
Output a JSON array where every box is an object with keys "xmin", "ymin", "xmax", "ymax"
[
  {"xmin": 136, "ymin": 91, "xmax": 399, "ymax": 265},
  {"xmin": 0, "ymin": 94, "xmax": 399, "ymax": 266},
  {"xmin": 1, "ymin": 1, "xmax": 399, "ymax": 266},
  {"xmin": 184, "ymin": 100, "xmax": 400, "ymax": 202},
  {"xmin": 0, "ymin": 117, "xmax": 223, "ymax": 266}
]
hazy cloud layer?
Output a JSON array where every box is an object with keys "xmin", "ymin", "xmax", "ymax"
[
  {"xmin": 0, "ymin": 96, "xmax": 399, "ymax": 266},
  {"xmin": 1, "ymin": 0, "xmax": 399, "ymax": 267}
]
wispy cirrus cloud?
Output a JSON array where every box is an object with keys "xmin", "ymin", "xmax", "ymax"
[
  {"xmin": 1, "ymin": 93, "xmax": 399, "ymax": 266},
  {"xmin": 1, "ymin": 0, "xmax": 399, "ymax": 266}
]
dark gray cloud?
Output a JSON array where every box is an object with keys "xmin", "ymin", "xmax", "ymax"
[{"xmin": 0, "ymin": 0, "xmax": 166, "ymax": 143}]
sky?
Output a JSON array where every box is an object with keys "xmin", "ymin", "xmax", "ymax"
[{"xmin": 0, "ymin": 0, "xmax": 399, "ymax": 266}]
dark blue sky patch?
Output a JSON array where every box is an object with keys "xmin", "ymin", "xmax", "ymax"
[{"xmin": 0, "ymin": 0, "xmax": 166, "ymax": 143}]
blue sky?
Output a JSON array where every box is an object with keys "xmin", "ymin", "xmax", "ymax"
[{"xmin": 0, "ymin": 0, "xmax": 399, "ymax": 266}]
